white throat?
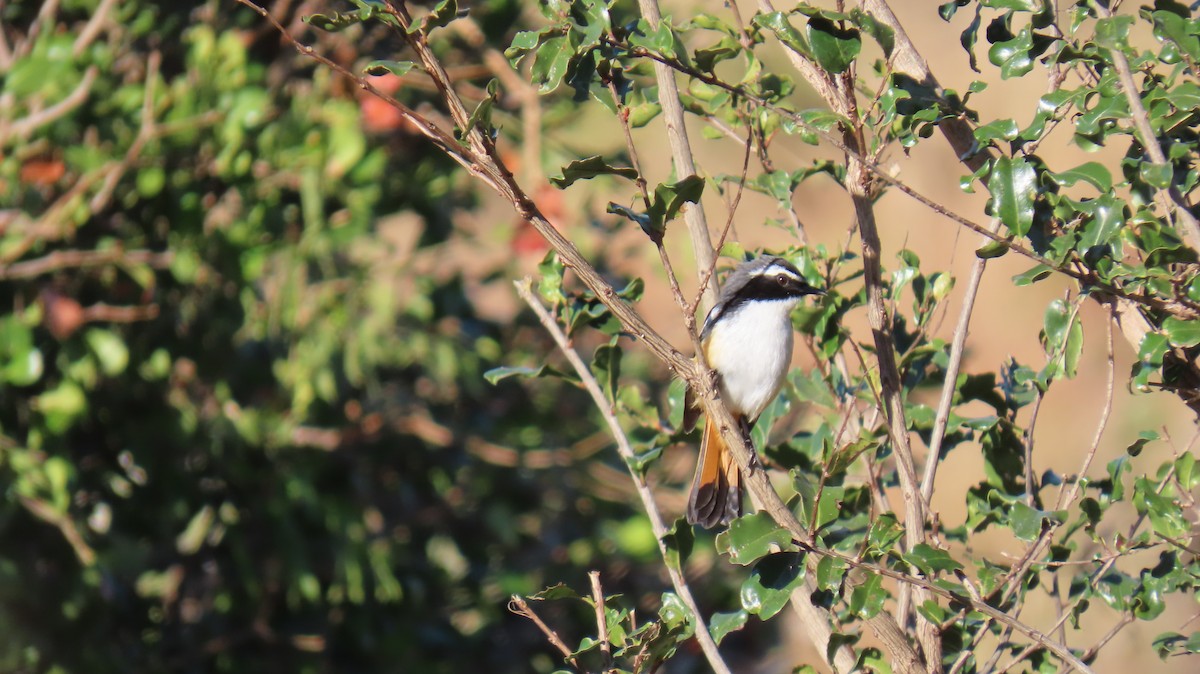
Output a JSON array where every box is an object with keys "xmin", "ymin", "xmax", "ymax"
[{"xmin": 703, "ymin": 298, "xmax": 799, "ymax": 420}]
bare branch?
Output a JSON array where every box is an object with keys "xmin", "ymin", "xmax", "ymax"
[
  {"xmin": 72, "ymin": 0, "xmax": 119, "ymax": 58},
  {"xmin": 508, "ymin": 595, "xmax": 583, "ymax": 672},
  {"xmin": 589, "ymin": 571, "xmax": 613, "ymax": 672},
  {"xmin": 0, "ymin": 66, "xmax": 98, "ymax": 145},
  {"xmin": 0, "ymin": 248, "xmax": 173, "ymax": 280},
  {"xmin": 516, "ymin": 280, "xmax": 734, "ymax": 674},
  {"xmin": 632, "ymin": 0, "xmax": 717, "ymax": 309}
]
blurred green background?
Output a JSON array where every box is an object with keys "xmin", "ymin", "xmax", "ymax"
[{"xmin": 0, "ymin": 1, "xmax": 724, "ymax": 671}]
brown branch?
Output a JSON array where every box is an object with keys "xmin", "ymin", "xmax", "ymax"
[
  {"xmin": 0, "ymin": 248, "xmax": 173, "ymax": 280},
  {"xmin": 631, "ymin": 0, "xmax": 717, "ymax": 310},
  {"xmin": 72, "ymin": 0, "xmax": 119, "ymax": 58},
  {"xmin": 19, "ymin": 495, "xmax": 95, "ymax": 567},
  {"xmin": 516, "ymin": 280, "xmax": 734, "ymax": 674},
  {"xmin": 589, "ymin": 571, "xmax": 613, "ymax": 672},
  {"xmin": 79, "ymin": 302, "xmax": 159, "ymax": 324},
  {"xmin": 508, "ymin": 595, "xmax": 583, "ymax": 672},
  {"xmin": 0, "ymin": 66, "xmax": 98, "ymax": 145}
]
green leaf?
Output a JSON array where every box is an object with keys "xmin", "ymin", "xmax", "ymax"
[
  {"xmin": 973, "ymin": 118, "xmax": 1019, "ymax": 143},
  {"xmin": 591, "ymin": 340, "xmax": 622, "ymax": 402},
  {"xmin": 975, "ymin": 239, "xmax": 1010, "ymax": 259},
  {"xmin": 3, "ymin": 346, "xmax": 43, "ymax": 386},
  {"xmin": 1134, "ymin": 477, "xmax": 1188, "ymax": 539},
  {"xmin": 1140, "ymin": 162, "xmax": 1174, "ymax": 189},
  {"xmin": 715, "ymin": 512, "xmax": 797, "ymax": 565},
  {"xmin": 304, "ymin": 11, "xmax": 365, "ymax": 32},
  {"xmin": 363, "ymin": 60, "xmax": 416, "ymax": 77},
  {"xmin": 662, "ymin": 518, "xmax": 694, "ymax": 573},
  {"xmin": 415, "ymin": 0, "xmax": 463, "ymax": 33},
  {"xmin": 740, "ymin": 552, "xmax": 805, "ymax": 619},
  {"xmin": 530, "ymin": 35, "xmax": 574, "ymax": 94},
  {"xmin": 806, "ymin": 16, "xmax": 861, "ymax": 74},
  {"xmin": 708, "ymin": 610, "xmax": 748, "ymax": 644},
  {"xmin": 1049, "ymin": 162, "xmax": 1113, "ymax": 193},
  {"xmin": 1163, "ymin": 317, "xmax": 1200, "ymax": 347},
  {"xmin": 1127, "ymin": 430, "xmax": 1159, "ymax": 458},
  {"xmin": 607, "ymin": 202, "xmax": 654, "ymax": 237},
  {"xmin": 551, "ymin": 156, "xmax": 639, "ymax": 188},
  {"xmin": 1012, "ymin": 264, "xmax": 1053, "ymax": 286},
  {"xmin": 483, "ymin": 365, "xmax": 548, "ymax": 384},
  {"xmin": 903, "ymin": 543, "xmax": 963, "ymax": 575},
  {"xmin": 483, "ymin": 363, "xmax": 577, "ymax": 385},
  {"xmin": 1133, "ymin": 332, "xmax": 1169, "ymax": 389},
  {"xmin": 36, "ymin": 380, "xmax": 87, "ymax": 434},
  {"xmin": 848, "ymin": 573, "xmax": 887, "ymax": 619},
  {"xmin": 85, "ymin": 329, "xmax": 129, "ymax": 377},
  {"xmin": 987, "ymin": 156, "xmax": 1037, "ymax": 236},
  {"xmin": 850, "ymin": 8, "xmax": 894, "ymax": 56},
  {"xmin": 1093, "ymin": 15, "xmax": 1133, "ymax": 50},
  {"xmin": 1009, "ymin": 502, "xmax": 1061, "ymax": 541},
  {"xmin": 752, "ymin": 12, "xmax": 811, "ymax": 56},
  {"xmin": 651, "ymin": 175, "xmax": 705, "ymax": 225},
  {"xmin": 988, "ymin": 25, "xmax": 1035, "ymax": 79},
  {"xmin": 461, "ymin": 79, "xmax": 499, "ymax": 138}
]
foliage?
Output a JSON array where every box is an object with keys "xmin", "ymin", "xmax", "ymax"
[{"xmin": 0, "ymin": 1, "xmax": 680, "ymax": 672}]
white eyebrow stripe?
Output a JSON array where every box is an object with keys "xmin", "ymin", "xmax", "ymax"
[{"xmin": 749, "ymin": 262, "xmax": 802, "ymax": 280}]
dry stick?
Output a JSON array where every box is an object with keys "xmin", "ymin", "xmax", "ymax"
[
  {"xmin": 633, "ymin": 0, "xmax": 718, "ymax": 310},
  {"xmin": 1022, "ymin": 390, "xmax": 1046, "ymax": 508},
  {"xmin": 242, "ymin": 6, "xmax": 1088, "ymax": 672},
  {"xmin": 18, "ymin": 495, "xmax": 95, "ymax": 566},
  {"xmin": 516, "ymin": 281, "xmax": 734, "ymax": 674},
  {"xmin": 589, "ymin": 571, "xmax": 613, "ymax": 672},
  {"xmin": 508, "ymin": 595, "xmax": 583, "ymax": 673},
  {"xmin": 1087, "ymin": 0, "xmax": 1200, "ymax": 252}
]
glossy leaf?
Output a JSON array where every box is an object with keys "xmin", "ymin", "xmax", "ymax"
[{"xmin": 987, "ymin": 156, "xmax": 1037, "ymax": 236}]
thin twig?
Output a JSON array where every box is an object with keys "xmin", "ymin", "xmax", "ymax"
[
  {"xmin": 1022, "ymin": 390, "xmax": 1046, "ymax": 508},
  {"xmin": 632, "ymin": 0, "xmax": 717, "ymax": 309},
  {"xmin": 920, "ymin": 219, "xmax": 1001, "ymax": 506},
  {"xmin": 516, "ymin": 280, "xmax": 734, "ymax": 674},
  {"xmin": 72, "ymin": 0, "xmax": 119, "ymax": 58},
  {"xmin": 0, "ymin": 66, "xmax": 98, "ymax": 145},
  {"xmin": 589, "ymin": 571, "xmax": 613, "ymax": 672},
  {"xmin": 0, "ymin": 248, "xmax": 173, "ymax": 280},
  {"xmin": 508, "ymin": 595, "xmax": 583, "ymax": 672},
  {"xmin": 690, "ymin": 125, "xmax": 753, "ymax": 318}
]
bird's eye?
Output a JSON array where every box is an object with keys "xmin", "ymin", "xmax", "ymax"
[{"xmin": 776, "ymin": 274, "xmax": 789, "ymax": 286}]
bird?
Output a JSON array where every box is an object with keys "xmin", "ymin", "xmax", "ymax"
[{"xmin": 683, "ymin": 255, "xmax": 824, "ymax": 528}]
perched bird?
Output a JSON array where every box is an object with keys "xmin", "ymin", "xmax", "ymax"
[{"xmin": 684, "ymin": 255, "xmax": 824, "ymax": 528}]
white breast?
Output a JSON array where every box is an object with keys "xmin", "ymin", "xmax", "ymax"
[{"xmin": 704, "ymin": 299, "xmax": 798, "ymax": 420}]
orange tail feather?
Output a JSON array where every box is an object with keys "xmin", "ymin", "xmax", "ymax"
[{"xmin": 686, "ymin": 416, "xmax": 743, "ymax": 528}]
